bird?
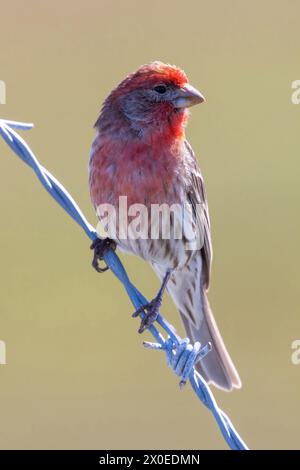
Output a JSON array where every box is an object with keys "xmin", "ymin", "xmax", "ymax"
[{"xmin": 89, "ymin": 61, "xmax": 241, "ymax": 391}]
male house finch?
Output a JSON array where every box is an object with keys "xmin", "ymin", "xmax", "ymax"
[{"xmin": 89, "ymin": 62, "xmax": 241, "ymax": 391}]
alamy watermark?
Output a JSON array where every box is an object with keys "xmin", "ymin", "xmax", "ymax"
[
  {"xmin": 0, "ymin": 340, "xmax": 6, "ymax": 365},
  {"xmin": 291, "ymin": 340, "xmax": 300, "ymax": 365},
  {"xmin": 291, "ymin": 80, "xmax": 300, "ymax": 104},
  {"xmin": 0, "ymin": 80, "xmax": 6, "ymax": 104},
  {"xmin": 95, "ymin": 196, "xmax": 206, "ymax": 251}
]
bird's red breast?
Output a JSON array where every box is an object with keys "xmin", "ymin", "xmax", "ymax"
[{"xmin": 89, "ymin": 131, "xmax": 186, "ymax": 210}]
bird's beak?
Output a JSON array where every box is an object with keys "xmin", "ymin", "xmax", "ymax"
[{"xmin": 174, "ymin": 84, "xmax": 205, "ymax": 108}]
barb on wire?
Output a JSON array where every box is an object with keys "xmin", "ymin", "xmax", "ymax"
[{"xmin": 0, "ymin": 118, "xmax": 248, "ymax": 450}]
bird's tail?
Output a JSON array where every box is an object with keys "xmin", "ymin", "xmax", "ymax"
[
  {"xmin": 153, "ymin": 256, "xmax": 241, "ymax": 391},
  {"xmin": 179, "ymin": 289, "xmax": 241, "ymax": 391}
]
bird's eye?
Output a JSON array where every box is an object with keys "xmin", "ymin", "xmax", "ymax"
[{"xmin": 154, "ymin": 85, "xmax": 167, "ymax": 94}]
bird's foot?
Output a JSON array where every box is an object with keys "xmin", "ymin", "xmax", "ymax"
[
  {"xmin": 90, "ymin": 237, "xmax": 116, "ymax": 273},
  {"xmin": 132, "ymin": 269, "xmax": 171, "ymax": 333},
  {"xmin": 132, "ymin": 295, "xmax": 162, "ymax": 334}
]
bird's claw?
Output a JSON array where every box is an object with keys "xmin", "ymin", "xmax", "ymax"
[
  {"xmin": 132, "ymin": 296, "xmax": 162, "ymax": 333},
  {"xmin": 90, "ymin": 237, "xmax": 116, "ymax": 273}
]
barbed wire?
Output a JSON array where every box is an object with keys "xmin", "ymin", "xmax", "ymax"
[{"xmin": 0, "ymin": 119, "xmax": 248, "ymax": 450}]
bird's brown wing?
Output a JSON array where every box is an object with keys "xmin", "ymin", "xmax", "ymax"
[{"xmin": 184, "ymin": 140, "xmax": 212, "ymax": 289}]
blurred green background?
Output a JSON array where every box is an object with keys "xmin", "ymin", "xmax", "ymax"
[{"xmin": 0, "ymin": 0, "xmax": 299, "ymax": 450}]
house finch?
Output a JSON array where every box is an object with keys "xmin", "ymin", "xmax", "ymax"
[{"xmin": 89, "ymin": 62, "xmax": 241, "ymax": 391}]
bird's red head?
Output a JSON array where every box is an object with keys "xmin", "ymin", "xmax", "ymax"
[
  {"xmin": 115, "ymin": 62, "xmax": 189, "ymax": 92},
  {"xmin": 95, "ymin": 62, "xmax": 205, "ymax": 141}
]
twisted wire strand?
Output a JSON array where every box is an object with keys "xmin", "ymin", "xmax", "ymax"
[{"xmin": 0, "ymin": 119, "xmax": 248, "ymax": 450}]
